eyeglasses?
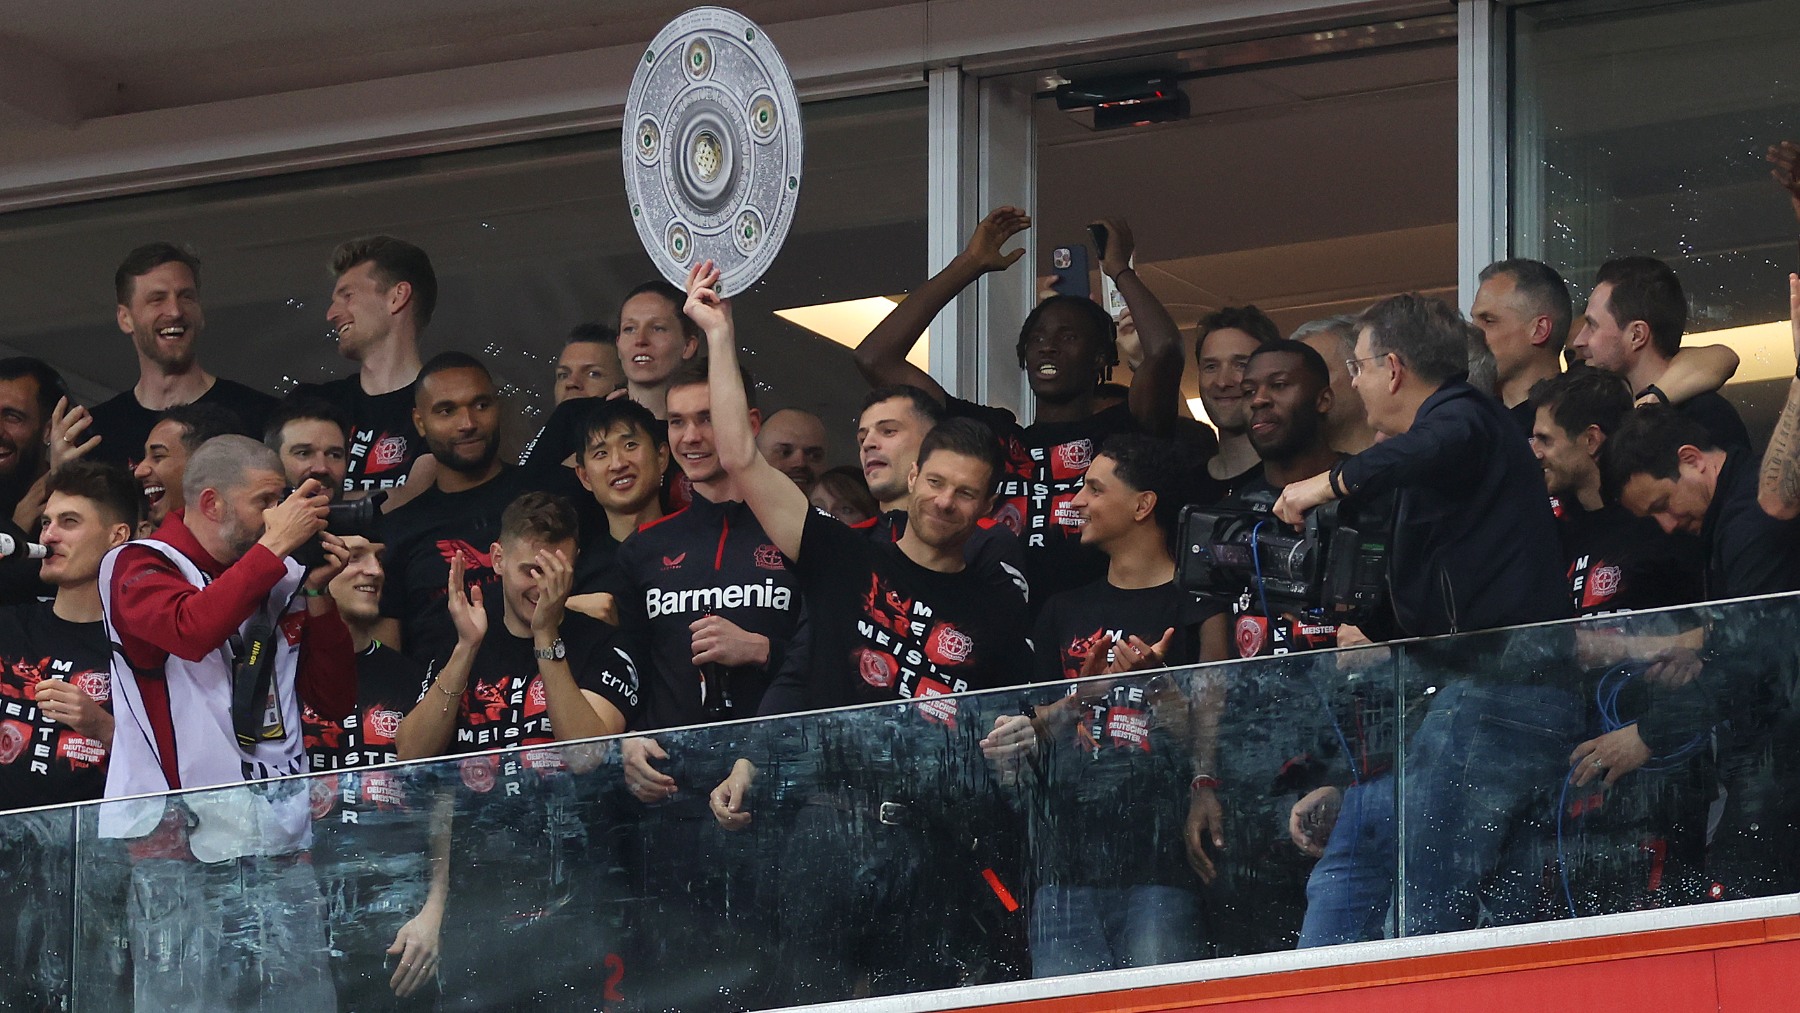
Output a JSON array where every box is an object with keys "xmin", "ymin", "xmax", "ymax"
[{"xmin": 1345, "ymin": 353, "xmax": 1391, "ymax": 380}]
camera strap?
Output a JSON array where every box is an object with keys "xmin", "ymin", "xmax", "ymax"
[{"xmin": 229, "ymin": 596, "xmax": 290, "ymax": 747}]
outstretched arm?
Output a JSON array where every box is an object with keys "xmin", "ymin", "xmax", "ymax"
[
  {"xmin": 853, "ymin": 206, "xmax": 1031, "ymax": 400},
  {"xmin": 1652, "ymin": 344, "xmax": 1740, "ymax": 405},
  {"xmin": 688, "ymin": 262, "xmax": 811, "ymax": 561},
  {"xmin": 1095, "ymin": 218, "xmax": 1182, "ymax": 435},
  {"xmin": 1759, "ymin": 274, "xmax": 1800, "ymax": 520}
]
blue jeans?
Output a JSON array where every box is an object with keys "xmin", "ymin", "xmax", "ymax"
[
  {"xmin": 1297, "ymin": 776, "xmax": 1396, "ymax": 947},
  {"xmin": 1399, "ymin": 679, "xmax": 1581, "ymax": 935},
  {"xmin": 1296, "ymin": 679, "xmax": 1580, "ymax": 944},
  {"xmin": 1029, "ymin": 884, "xmax": 1203, "ymax": 977}
]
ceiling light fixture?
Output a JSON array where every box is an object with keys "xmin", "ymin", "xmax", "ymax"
[{"xmin": 774, "ymin": 296, "xmax": 928, "ymax": 370}]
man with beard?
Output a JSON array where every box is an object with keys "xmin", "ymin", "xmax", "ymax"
[
  {"xmin": 100, "ymin": 436, "xmax": 354, "ymax": 1013},
  {"xmin": 851, "ymin": 384, "xmax": 1026, "ymax": 599},
  {"xmin": 1216, "ymin": 340, "xmax": 1347, "ymax": 657},
  {"xmin": 1195, "ymin": 307, "xmax": 1282, "ymax": 503},
  {"xmin": 856, "ymin": 211, "xmax": 1184, "ymax": 611},
  {"xmin": 756, "ymin": 407, "xmax": 828, "ymax": 494},
  {"xmin": 1527, "ymin": 369, "xmax": 1707, "ymax": 913},
  {"xmin": 133, "ymin": 403, "xmax": 245, "ymax": 534},
  {"xmin": 0, "ymin": 460, "xmax": 137, "ymax": 1012},
  {"xmin": 372, "ymin": 352, "xmax": 526, "ymax": 666},
  {"xmin": 0, "ymin": 358, "xmax": 69, "ymax": 521},
  {"xmin": 91, "ymin": 243, "xmax": 274, "ymax": 468},
  {"xmin": 1210, "ymin": 341, "xmax": 1379, "ymax": 952},
  {"xmin": 0, "ymin": 358, "xmax": 80, "ymax": 603},
  {"xmin": 265, "ymin": 395, "xmax": 352, "ymax": 502},
  {"xmin": 1470, "ymin": 259, "xmax": 1575, "ymax": 436},
  {"xmin": 1531, "ymin": 368, "xmax": 1703, "ymax": 613},
  {"xmin": 695, "ymin": 260, "xmax": 1032, "ymax": 1003},
  {"xmin": 310, "ymin": 236, "xmax": 439, "ymax": 504}
]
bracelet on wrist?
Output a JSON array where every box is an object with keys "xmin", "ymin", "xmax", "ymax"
[
  {"xmin": 300, "ymin": 587, "xmax": 327, "ymax": 598},
  {"xmin": 1190, "ymin": 774, "xmax": 1222, "ymax": 792}
]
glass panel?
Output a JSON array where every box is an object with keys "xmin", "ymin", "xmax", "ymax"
[
  {"xmin": 1511, "ymin": 0, "xmax": 1800, "ymax": 441},
  {"xmin": 18, "ymin": 636, "xmax": 1397, "ymax": 1011},
  {"xmin": 0, "ymin": 90, "xmax": 925, "ymax": 459},
  {"xmin": 22, "ymin": 594, "xmax": 1800, "ymax": 1008},
  {"xmin": 1393, "ymin": 594, "xmax": 1800, "ymax": 935}
]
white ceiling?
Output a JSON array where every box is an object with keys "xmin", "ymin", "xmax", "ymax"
[{"xmin": 0, "ymin": 0, "xmax": 911, "ymax": 120}]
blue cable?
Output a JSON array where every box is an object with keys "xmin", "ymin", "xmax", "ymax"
[
  {"xmin": 1593, "ymin": 662, "xmax": 1704, "ymax": 769},
  {"xmin": 1557, "ymin": 660, "xmax": 1705, "ymax": 917},
  {"xmin": 1557, "ymin": 761, "xmax": 1579, "ymax": 916},
  {"xmin": 1251, "ymin": 520, "xmax": 1360, "ymax": 786}
]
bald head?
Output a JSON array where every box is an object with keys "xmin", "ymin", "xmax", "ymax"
[
  {"xmin": 757, "ymin": 408, "xmax": 828, "ymax": 492},
  {"xmin": 183, "ymin": 435, "xmax": 283, "ymax": 506}
]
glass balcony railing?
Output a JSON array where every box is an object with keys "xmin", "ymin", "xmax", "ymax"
[{"xmin": 5, "ymin": 592, "xmax": 1798, "ymax": 1012}]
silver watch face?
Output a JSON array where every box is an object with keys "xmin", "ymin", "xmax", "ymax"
[{"xmin": 623, "ymin": 6, "xmax": 804, "ymax": 298}]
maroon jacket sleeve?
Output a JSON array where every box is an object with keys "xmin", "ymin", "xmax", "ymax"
[
  {"xmin": 296, "ymin": 601, "xmax": 356, "ymax": 720},
  {"xmin": 111, "ymin": 544, "xmax": 290, "ymax": 668}
]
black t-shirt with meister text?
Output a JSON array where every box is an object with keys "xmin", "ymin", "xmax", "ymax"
[
  {"xmin": 946, "ymin": 396, "xmax": 1138, "ymax": 612},
  {"xmin": 379, "ymin": 467, "xmax": 527, "ymax": 667},
  {"xmin": 89, "ymin": 378, "xmax": 274, "ymax": 469},
  {"xmin": 1029, "ymin": 580, "xmax": 1220, "ymax": 888},
  {"xmin": 0, "ymin": 601, "xmax": 112, "ymax": 811},
  {"xmin": 304, "ymin": 642, "xmax": 429, "ymax": 771},
  {"xmin": 301, "ymin": 376, "xmax": 424, "ymax": 495},
  {"xmin": 303, "ymin": 642, "xmax": 432, "ymax": 879},
  {"xmin": 781, "ymin": 508, "xmax": 1032, "ymax": 719},
  {"xmin": 854, "ymin": 510, "xmax": 1030, "ymax": 603},
  {"xmin": 436, "ymin": 614, "xmax": 637, "ymax": 755},
  {"xmin": 1558, "ymin": 503, "xmax": 1704, "ymax": 616}
]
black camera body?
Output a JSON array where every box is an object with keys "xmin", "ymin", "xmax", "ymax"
[
  {"xmin": 291, "ymin": 491, "xmax": 386, "ymax": 569},
  {"xmin": 1176, "ymin": 499, "xmax": 1389, "ymax": 624}
]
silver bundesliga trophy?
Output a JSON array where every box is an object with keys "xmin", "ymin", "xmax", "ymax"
[{"xmin": 624, "ymin": 6, "xmax": 804, "ymax": 296}]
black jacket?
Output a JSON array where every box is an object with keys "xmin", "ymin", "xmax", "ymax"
[
  {"xmin": 613, "ymin": 490, "xmax": 803, "ymax": 730},
  {"xmin": 1335, "ymin": 379, "xmax": 1570, "ymax": 638}
]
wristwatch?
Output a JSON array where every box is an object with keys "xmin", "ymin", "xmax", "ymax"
[{"xmin": 534, "ymin": 639, "xmax": 566, "ymax": 661}]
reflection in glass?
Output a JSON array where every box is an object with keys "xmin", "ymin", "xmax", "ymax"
[
  {"xmin": 1512, "ymin": 0, "xmax": 1800, "ymax": 435},
  {"xmin": 12, "ymin": 594, "xmax": 1800, "ymax": 1009}
]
